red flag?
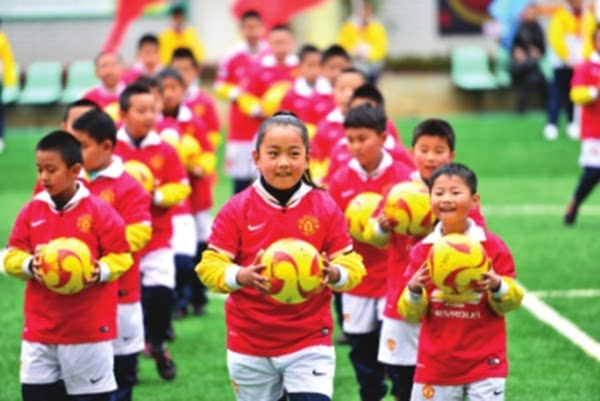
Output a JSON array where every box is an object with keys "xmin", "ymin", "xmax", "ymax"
[
  {"xmin": 102, "ymin": 0, "xmax": 166, "ymax": 53},
  {"xmin": 231, "ymin": 0, "xmax": 328, "ymax": 30}
]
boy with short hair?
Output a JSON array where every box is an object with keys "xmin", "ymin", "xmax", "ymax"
[
  {"xmin": 83, "ymin": 52, "xmax": 125, "ymax": 118},
  {"xmin": 365, "ymin": 119, "xmax": 486, "ymax": 401},
  {"xmin": 159, "ymin": 5, "xmax": 206, "ymax": 66},
  {"xmin": 328, "ymin": 104, "xmax": 412, "ymax": 401},
  {"xmin": 114, "ymin": 84, "xmax": 191, "ymax": 381},
  {"xmin": 3, "ymin": 130, "xmax": 132, "ymax": 401},
  {"xmin": 170, "ymin": 47, "xmax": 221, "ymax": 148},
  {"xmin": 62, "ymin": 98, "xmax": 101, "ymax": 133},
  {"xmin": 399, "ymin": 163, "xmax": 523, "ymax": 401},
  {"xmin": 72, "ymin": 109, "xmax": 152, "ymax": 401},
  {"xmin": 313, "ymin": 44, "xmax": 352, "ymax": 122},
  {"xmin": 123, "ymin": 34, "xmax": 163, "ymax": 84}
]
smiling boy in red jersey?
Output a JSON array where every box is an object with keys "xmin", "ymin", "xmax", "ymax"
[
  {"xmin": 399, "ymin": 163, "xmax": 523, "ymax": 401},
  {"xmin": 3, "ymin": 131, "xmax": 132, "ymax": 401}
]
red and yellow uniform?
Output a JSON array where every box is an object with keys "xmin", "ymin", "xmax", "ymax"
[
  {"xmin": 82, "ymin": 82, "xmax": 125, "ymax": 123},
  {"xmin": 4, "ymin": 185, "xmax": 132, "ymax": 344},
  {"xmin": 184, "ymin": 82, "xmax": 221, "ymax": 148},
  {"xmin": 337, "ymin": 18, "xmax": 388, "ymax": 64},
  {"xmin": 196, "ymin": 180, "xmax": 366, "ymax": 356},
  {"xmin": 571, "ymin": 52, "xmax": 600, "ymax": 140},
  {"xmin": 159, "ymin": 26, "xmax": 206, "ymax": 65},
  {"xmin": 398, "ymin": 221, "xmax": 524, "ymax": 385},
  {"xmin": 280, "ymin": 76, "xmax": 332, "ymax": 126},
  {"xmin": 547, "ymin": 5, "xmax": 596, "ymax": 67}
]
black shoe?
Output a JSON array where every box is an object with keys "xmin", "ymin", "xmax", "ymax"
[
  {"xmin": 150, "ymin": 347, "xmax": 177, "ymax": 381},
  {"xmin": 172, "ymin": 308, "xmax": 187, "ymax": 320},
  {"xmin": 192, "ymin": 305, "xmax": 206, "ymax": 316},
  {"xmin": 564, "ymin": 202, "xmax": 578, "ymax": 226},
  {"xmin": 335, "ymin": 333, "xmax": 350, "ymax": 345},
  {"xmin": 165, "ymin": 325, "xmax": 176, "ymax": 342}
]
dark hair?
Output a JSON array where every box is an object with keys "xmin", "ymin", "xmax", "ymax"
[
  {"xmin": 171, "ymin": 5, "xmax": 185, "ymax": 17},
  {"xmin": 137, "ymin": 34, "xmax": 159, "ymax": 50},
  {"xmin": 255, "ymin": 111, "xmax": 320, "ymax": 188},
  {"xmin": 157, "ymin": 67, "xmax": 186, "ymax": 87},
  {"xmin": 412, "ymin": 118, "xmax": 456, "ymax": 151},
  {"xmin": 62, "ymin": 99, "xmax": 101, "ymax": 123},
  {"xmin": 270, "ymin": 24, "xmax": 292, "ymax": 34},
  {"xmin": 94, "ymin": 52, "xmax": 122, "ymax": 65},
  {"xmin": 298, "ymin": 44, "xmax": 320, "ymax": 62},
  {"xmin": 428, "ymin": 163, "xmax": 478, "ymax": 195},
  {"xmin": 171, "ymin": 47, "xmax": 199, "ymax": 68},
  {"xmin": 120, "ymin": 83, "xmax": 152, "ymax": 112},
  {"xmin": 332, "ymin": 67, "xmax": 367, "ymax": 87},
  {"xmin": 36, "ymin": 130, "xmax": 83, "ymax": 167},
  {"xmin": 350, "ymin": 84, "xmax": 384, "ymax": 107},
  {"xmin": 344, "ymin": 103, "xmax": 387, "ymax": 134},
  {"xmin": 321, "ymin": 45, "xmax": 351, "ymax": 65},
  {"xmin": 133, "ymin": 75, "xmax": 162, "ymax": 92},
  {"xmin": 240, "ymin": 10, "xmax": 262, "ymax": 22},
  {"xmin": 72, "ymin": 109, "xmax": 117, "ymax": 146}
]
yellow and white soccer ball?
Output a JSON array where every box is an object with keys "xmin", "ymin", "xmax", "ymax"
[
  {"xmin": 262, "ymin": 81, "xmax": 292, "ymax": 116},
  {"xmin": 345, "ymin": 192, "xmax": 383, "ymax": 243},
  {"xmin": 383, "ymin": 181, "xmax": 434, "ymax": 237},
  {"xmin": 39, "ymin": 237, "xmax": 95, "ymax": 295},
  {"xmin": 427, "ymin": 233, "xmax": 490, "ymax": 295},
  {"xmin": 261, "ymin": 238, "xmax": 324, "ymax": 304},
  {"xmin": 123, "ymin": 160, "xmax": 155, "ymax": 193}
]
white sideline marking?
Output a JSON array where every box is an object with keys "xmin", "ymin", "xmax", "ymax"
[
  {"xmin": 483, "ymin": 205, "xmax": 600, "ymax": 216},
  {"xmin": 521, "ymin": 286, "xmax": 600, "ymax": 363},
  {"xmin": 530, "ymin": 289, "xmax": 600, "ymax": 298}
]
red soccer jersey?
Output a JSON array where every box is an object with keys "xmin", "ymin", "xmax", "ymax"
[
  {"xmin": 184, "ymin": 83, "xmax": 221, "ymax": 134},
  {"xmin": 122, "ymin": 62, "xmax": 163, "ymax": 85},
  {"xmin": 280, "ymin": 77, "xmax": 331, "ymax": 125},
  {"xmin": 571, "ymin": 54, "xmax": 600, "ymax": 140},
  {"xmin": 208, "ymin": 181, "xmax": 353, "ymax": 357},
  {"xmin": 114, "ymin": 128, "xmax": 188, "ymax": 253},
  {"xmin": 82, "ymin": 82, "xmax": 125, "ymax": 109},
  {"xmin": 86, "ymin": 157, "xmax": 152, "ymax": 304},
  {"xmin": 404, "ymin": 223, "xmax": 515, "ymax": 385},
  {"xmin": 311, "ymin": 108, "xmax": 345, "ymax": 161},
  {"xmin": 311, "ymin": 79, "xmax": 335, "ymax": 123},
  {"xmin": 328, "ymin": 153, "xmax": 412, "ymax": 297},
  {"xmin": 216, "ymin": 41, "xmax": 268, "ymax": 143},
  {"xmin": 7, "ymin": 186, "xmax": 129, "ymax": 344}
]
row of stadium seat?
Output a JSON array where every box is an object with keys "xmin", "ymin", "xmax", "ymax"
[
  {"xmin": 2, "ymin": 60, "xmax": 98, "ymax": 105},
  {"xmin": 450, "ymin": 46, "xmax": 553, "ymax": 91}
]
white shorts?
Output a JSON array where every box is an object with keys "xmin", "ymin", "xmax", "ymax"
[
  {"xmin": 194, "ymin": 211, "xmax": 213, "ymax": 243},
  {"xmin": 579, "ymin": 139, "xmax": 600, "ymax": 168},
  {"xmin": 112, "ymin": 302, "xmax": 144, "ymax": 356},
  {"xmin": 377, "ymin": 316, "xmax": 420, "ymax": 366},
  {"xmin": 20, "ymin": 340, "xmax": 116, "ymax": 395},
  {"xmin": 227, "ymin": 345, "xmax": 335, "ymax": 401},
  {"xmin": 342, "ymin": 294, "xmax": 385, "ymax": 334},
  {"xmin": 226, "ymin": 140, "xmax": 257, "ymax": 179},
  {"xmin": 411, "ymin": 378, "xmax": 506, "ymax": 401},
  {"xmin": 140, "ymin": 248, "xmax": 176, "ymax": 289},
  {"xmin": 171, "ymin": 213, "xmax": 198, "ymax": 256}
]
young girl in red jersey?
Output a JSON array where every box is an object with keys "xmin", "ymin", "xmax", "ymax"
[
  {"xmin": 327, "ymin": 104, "xmax": 412, "ymax": 401},
  {"xmin": 399, "ymin": 163, "xmax": 523, "ymax": 401},
  {"xmin": 196, "ymin": 112, "xmax": 366, "ymax": 401}
]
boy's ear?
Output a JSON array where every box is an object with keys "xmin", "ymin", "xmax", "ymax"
[
  {"xmin": 449, "ymin": 151, "xmax": 456, "ymax": 161},
  {"xmin": 70, "ymin": 163, "xmax": 82, "ymax": 177},
  {"xmin": 472, "ymin": 192, "xmax": 481, "ymax": 207},
  {"xmin": 252, "ymin": 149, "xmax": 260, "ymax": 167},
  {"xmin": 102, "ymin": 139, "xmax": 114, "ymax": 152}
]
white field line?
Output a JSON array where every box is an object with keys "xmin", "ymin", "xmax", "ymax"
[
  {"xmin": 521, "ymin": 284, "xmax": 600, "ymax": 363},
  {"xmin": 483, "ymin": 204, "xmax": 600, "ymax": 216},
  {"xmin": 530, "ymin": 289, "xmax": 600, "ymax": 298}
]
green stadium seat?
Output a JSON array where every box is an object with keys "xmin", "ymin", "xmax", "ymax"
[
  {"xmin": 493, "ymin": 47, "xmax": 512, "ymax": 87},
  {"xmin": 451, "ymin": 46, "xmax": 498, "ymax": 90},
  {"xmin": 2, "ymin": 64, "xmax": 20, "ymax": 104},
  {"xmin": 18, "ymin": 61, "xmax": 63, "ymax": 105},
  {"xmin": 60, "ymin": 60, "xmax": 98, "ymax": 104}
]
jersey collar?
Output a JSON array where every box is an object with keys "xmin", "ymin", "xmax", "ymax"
[
  {"xmin": 34, "ymin": 183, "xmax": 90, "ymax": 212},
  {"xmin": 422, "ymin": 218, "xmax": 486, "ymax": 244},
  {"xmin": 253, "ymin": 178, "xmax": 313, "ymax": 209},
  {"xmin": 315, "ymin": 76, "xmax": 332, "ymax": 95},
  {"xmin": 293, "ymin": 77, "xmax": 315, "ymax": 97},
  {"xmin": 591, "ymin": 52, "xmax": 600, "ymax": 63},
  {"xmin": 176, "ymin": 104, "xmax": 193, "ymax": 122},
  {"xmin": 326, "ymin": 107, "xmax": 344, "ymax": 123},
  {"xmin": 260, "ymin": 53, "xmax": 299, "ymax": 68},
  {"xmin": 117, "ymin": 127, "xmax": 162, "ymax": 148},
  {"xmin": 348, "ymin": 149, "xmax": 393, "ymax": 180},
  {"xmin": 89, "ymin": 156, "xmax": 124, "ymax": 181}
]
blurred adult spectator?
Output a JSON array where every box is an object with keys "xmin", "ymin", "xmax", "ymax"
[
  {"xmin": 511, "ymin": 4, "xmax": 547, "ymax": 112},
  {"xmin": 0, "ymin": 18, "xmax": 16, "ymax": 153},
  {"xmin": 488, "ymin": 0, "xmax": 534, "ymax": 50},
  {"xmin": 544, "ymin": 0, "xmax": 596, "ymax": 141},
  {"xmin": 337, "ymin": 2, "xmax": 387, "ymax": 84},
  {"xmin": 159, "ymin": 5, "xmax": 206, "ymax": 66}
]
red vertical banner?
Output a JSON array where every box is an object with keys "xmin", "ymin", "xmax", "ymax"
[{"xmin": 231, "ymin": 0, "xmax": 328, "ymax": 29}]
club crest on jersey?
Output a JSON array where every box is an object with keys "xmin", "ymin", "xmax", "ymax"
[
  {"xmin": 230, "ymin": 379, "xmax": 240, "ymax": 393},
  {"xmin": 193, "ymin": 104, "xmax": 205, "ymax": 116},
  {"xmin": 150, "ymin": 155, "xmax": 164, "ymax": 171},
  {"xmin": 298, "ymin": 215, "xmax": 319, "ymax": 237},
  {"xmin": 77, "ymin": 214, "xmax": 93, "ymax": 234},
  {"xmin": 422, "ymin": 384, "xmax": 435, "ymax": 399},
  {"xmin": 387, "ymin": 338, "xmax": 396, "ymax": 351},
  {"xmin": 99, "ymin": 189, "xmax": 115, "ymax": 205}
]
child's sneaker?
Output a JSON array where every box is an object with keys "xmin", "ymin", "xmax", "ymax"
[
  {"xmin": 567, "ymin": 122, "xmax": 580, "ymax": 140},
  {"xmin": 543, "ymin": 124, "xmax": 559, "ymax": 141},
  {"xmin": 564, "ymin": 202, "xmax": 578, "ymax": 226},
  {"xmin": 150, "ymin": 347, "xmax": 177, "ymax": 381},
  {"xmin": 165, "ymin": 325, "xmax": 176, "ymax": 342}
]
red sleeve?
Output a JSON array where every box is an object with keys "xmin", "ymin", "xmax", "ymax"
[
  {"xmin": 95, "ymin": 199, "xmax": 130, "ymax": 256},
  {"xmin": 203, "ymin": 96, "xmax": 221, "ymax": 132},
  {"xmin": 322, "ymin": 194, "xmax": 353, "ymax": 255},
  {"xmin": 163, "ymin": 144, "xmax": 189, "ymax": 184},
  {"xmin": 571, "ymin": 62, "xmax": 590, "ymax": 87},
  {"xmin": 326, "ymin": 172, "xmax": 343, "ymax": 210},
  {"xmin": 403, "ymin": 242, "xmax": 429, "ymax": 282},
  {"xmin": 192, "ymin": 118, "xmax": 214, "ymax": 152},
  {"xmin": 7, "ymin": 203, "xmax": 33, "ymax": 252},
  {"xmin": 386, "ymin": 119, "xmax": 401, "ymax": 142},
  {"xmin": 118, "ymin": 178, "xmax": 152, "ymax": 225},
  {"xmin": 310, "ymin": 121, "xmax": 329, "ymax": 160},
  {"xmin": 245, "ymin": 67, "xmax": 268, "ymax": 97},
  {"xmin": 207, "ymin": 198, "xmax": 242, "ymax": 257},
  {"xmin": 484, "ymin": 233, "xmax": 516, "ymax": 279},
  {"xmin": 216, "ymin": 53, "xmax": 234, "ymax": 84}
]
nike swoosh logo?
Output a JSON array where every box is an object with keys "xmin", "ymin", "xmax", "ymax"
[
  {"xmin": 31, "ymin": 220, "xmax": 45, "ymax": 227},
  {"xmin": 248, "ymin": 223, "xmax": 265, "ymax": 232},
  {"xmin": 493, "ymin": 390, "xmax": 504, "ymax": 396},
  {"xmin": 90, "ymin": 376, "xmax": 103, "ymax": 384},
  {"xmin": 122, "ymin": 336, "xmax": 132, "ymax": 342},
  {"xmin": 312, "ymin": 369, "xmax": 327, "ymax": 376}
]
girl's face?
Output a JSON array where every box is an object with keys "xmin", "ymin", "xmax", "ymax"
[{"xmin": 253, "ymin": 125, "xmax": 309, "ymax": 190}]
